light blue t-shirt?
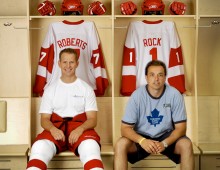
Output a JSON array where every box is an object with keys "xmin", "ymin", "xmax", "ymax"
[{"xmin": 122, "ymin": 84, "xmax": 187, "ymax": 138}]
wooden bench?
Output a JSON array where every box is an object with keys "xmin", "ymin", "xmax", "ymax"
[
  {"xmin": 32, "ymin": 143, "xmax": 199, "ymax": 170},
  {"xmin": 45, "ymin": 144, "xmax": 113, "ymax": 170},
  {"xmin": 199, "ymin": 143, "xmax": 220, "ymax": 170},
  {"xmin": 128, "ymin": 143, "xmax": 200, "ymax": 170},
  {"xmin": 0, "ymin": 144, "xmax": 29, "ymax": 170}
]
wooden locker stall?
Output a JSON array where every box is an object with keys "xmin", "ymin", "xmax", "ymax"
[
  {"xmin": 112, "ymin": 0, "xmax": 200, "ymax": 169},
  {"xmin": 0, "ymin": 0, "xmax": 30, "ymax": 169},
  {"xmin": 29, "ymin": 0, "xmax": 114, "ymax": 169},
  {"xmin": 197, "ymin": 0, "xmax": 220, "ymax": 169}
]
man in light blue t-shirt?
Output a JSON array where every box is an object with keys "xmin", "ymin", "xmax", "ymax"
[{"xmin": 114, "ymin": 60, "xmax": 194, "ymax": 170}]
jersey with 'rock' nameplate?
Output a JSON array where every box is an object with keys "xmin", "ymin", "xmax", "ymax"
[
  {"xmin": 121, "ymin": 20, "xmax": 186, "ymax": 96},
  {"xmin": 33, "ymin": 20, "xmax": 108, "ymax": 96}
]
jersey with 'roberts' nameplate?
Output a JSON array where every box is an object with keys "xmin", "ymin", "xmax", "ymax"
[{"xmin": 33, "ymin": 20, "xmax": 108, "ymax": 96}]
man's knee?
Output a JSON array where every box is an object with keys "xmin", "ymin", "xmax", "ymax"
[
  {"xmin": 114, "ymin": 137, "xmax": 135, "ymax": 154},
  {"xmin": 175, "ymin": 138, "xmax": 193, "ymax": 154},
  {"xmin": 78, "ymin": 139, "xmax": 103, "ymax": 170},
  {"xmin": 29, "ymin": 139, "xmax": 56, "ymax": 163}
]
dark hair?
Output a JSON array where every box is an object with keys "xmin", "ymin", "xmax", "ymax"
[
  {"xmin": 59, "ymin": 48, "xmax": 79, "ymax": 61},
  {"xmin": 145, "ymin": 60, "xmax": 167, "ymax": 76}
]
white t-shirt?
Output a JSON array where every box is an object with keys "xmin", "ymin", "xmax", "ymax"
[{"xmin": 39, "ymin": 78, "xmax": 98, "ymax": 118}]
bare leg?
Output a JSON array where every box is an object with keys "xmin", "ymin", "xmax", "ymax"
[
  {"xmin": 174, "ymin": 138, "xmax": 195, "ymax": 170},
  {"xmin": 114, "ymin": 137, "xmax": 137, "ymax": 170}
]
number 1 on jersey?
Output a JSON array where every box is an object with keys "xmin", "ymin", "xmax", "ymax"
[
  {"xmin": 128, "ymin": 47, "xmax": 157, "ymax": 63},
  {"xmin": 149, "ymin": 47, "xmax": 157, "ymax": 60},
  {"xmin": 129, "ymin": 52, "xmax": 133, "ymax": 63}
]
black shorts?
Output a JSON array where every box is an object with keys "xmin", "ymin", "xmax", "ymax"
[{"xmin": 127, "ymin": 131, "xmax": 190, "ymax": 164}]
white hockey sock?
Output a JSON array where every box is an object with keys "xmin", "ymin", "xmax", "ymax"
[
  {"xmin": 27, "ymin": 139, "xmax": 56, "ymax": 168},
  {"xmin": 78, "ymin": 139, "xmax": 104, "ymax": 170}
]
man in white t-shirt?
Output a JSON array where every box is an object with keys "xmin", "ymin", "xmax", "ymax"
[
  {"xmin": 27, "ymin": 48, "xmax": 104, "ymax": 170},
  {"xmin": 114, "ymin": 60, "xmax": 194, "ymax": 170}
]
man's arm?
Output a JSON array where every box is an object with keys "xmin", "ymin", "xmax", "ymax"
[
  {"xmin": 161, "ymin": 121, "xmax": 186, "ymax": 147},
  {"xmin": 68, "ymin": 111, "xmax": 97, "ymax": 145},
  {"xmin": 121, "ymin": 122, "xmax": 142, "ymax": 143},
  {"xmin": 121, "ymin": 122, "xmax": 160, "ymax": 154},
  {"xmin": 41, "ymin": 113, "xmax": 65, "ymax": 142},
  {"xmin": 80, "ymin": 110, "xmax": 98, "ymax": 130}
]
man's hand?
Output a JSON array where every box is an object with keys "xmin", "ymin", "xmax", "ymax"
[
  {"xmin": 50, "ymin": 126, "xmax": 65, "ymax": 142},
  {"xmin": 68, "ymin": 126, "xmax": 84, "ymax": 145},
  {"xmin": 139, "ymin": 139, "xmax": 162, "ymax": 154}
]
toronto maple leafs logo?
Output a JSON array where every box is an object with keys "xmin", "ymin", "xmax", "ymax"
[{"xmin": 147, "ymin": 109, "xmax": 163, "ymax": 127}]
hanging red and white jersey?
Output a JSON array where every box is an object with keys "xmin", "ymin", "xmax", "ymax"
[
  {"xmin": 121, "ymin": 20, "xmax": 186, "ymax": 96},
  {"xmin": 33, "ymin": 20, "xmax": 109, "ymax": 96}
]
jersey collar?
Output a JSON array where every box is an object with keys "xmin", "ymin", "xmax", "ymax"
[
  {"xmin": 142, "ymin": 20, "xmax": 163, "ymax": 24},
  {"xmin": 62, "ymin": 20, "xmax": 84, "ymax": 25}
]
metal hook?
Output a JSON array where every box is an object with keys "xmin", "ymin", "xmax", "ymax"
[
  {"xmin": 212, "ymin": 20, "xmax": 220, "ymax": 25},
  {"xmin": 3, "ymin": 22, "xmax": 12, "ymax": 26}
]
